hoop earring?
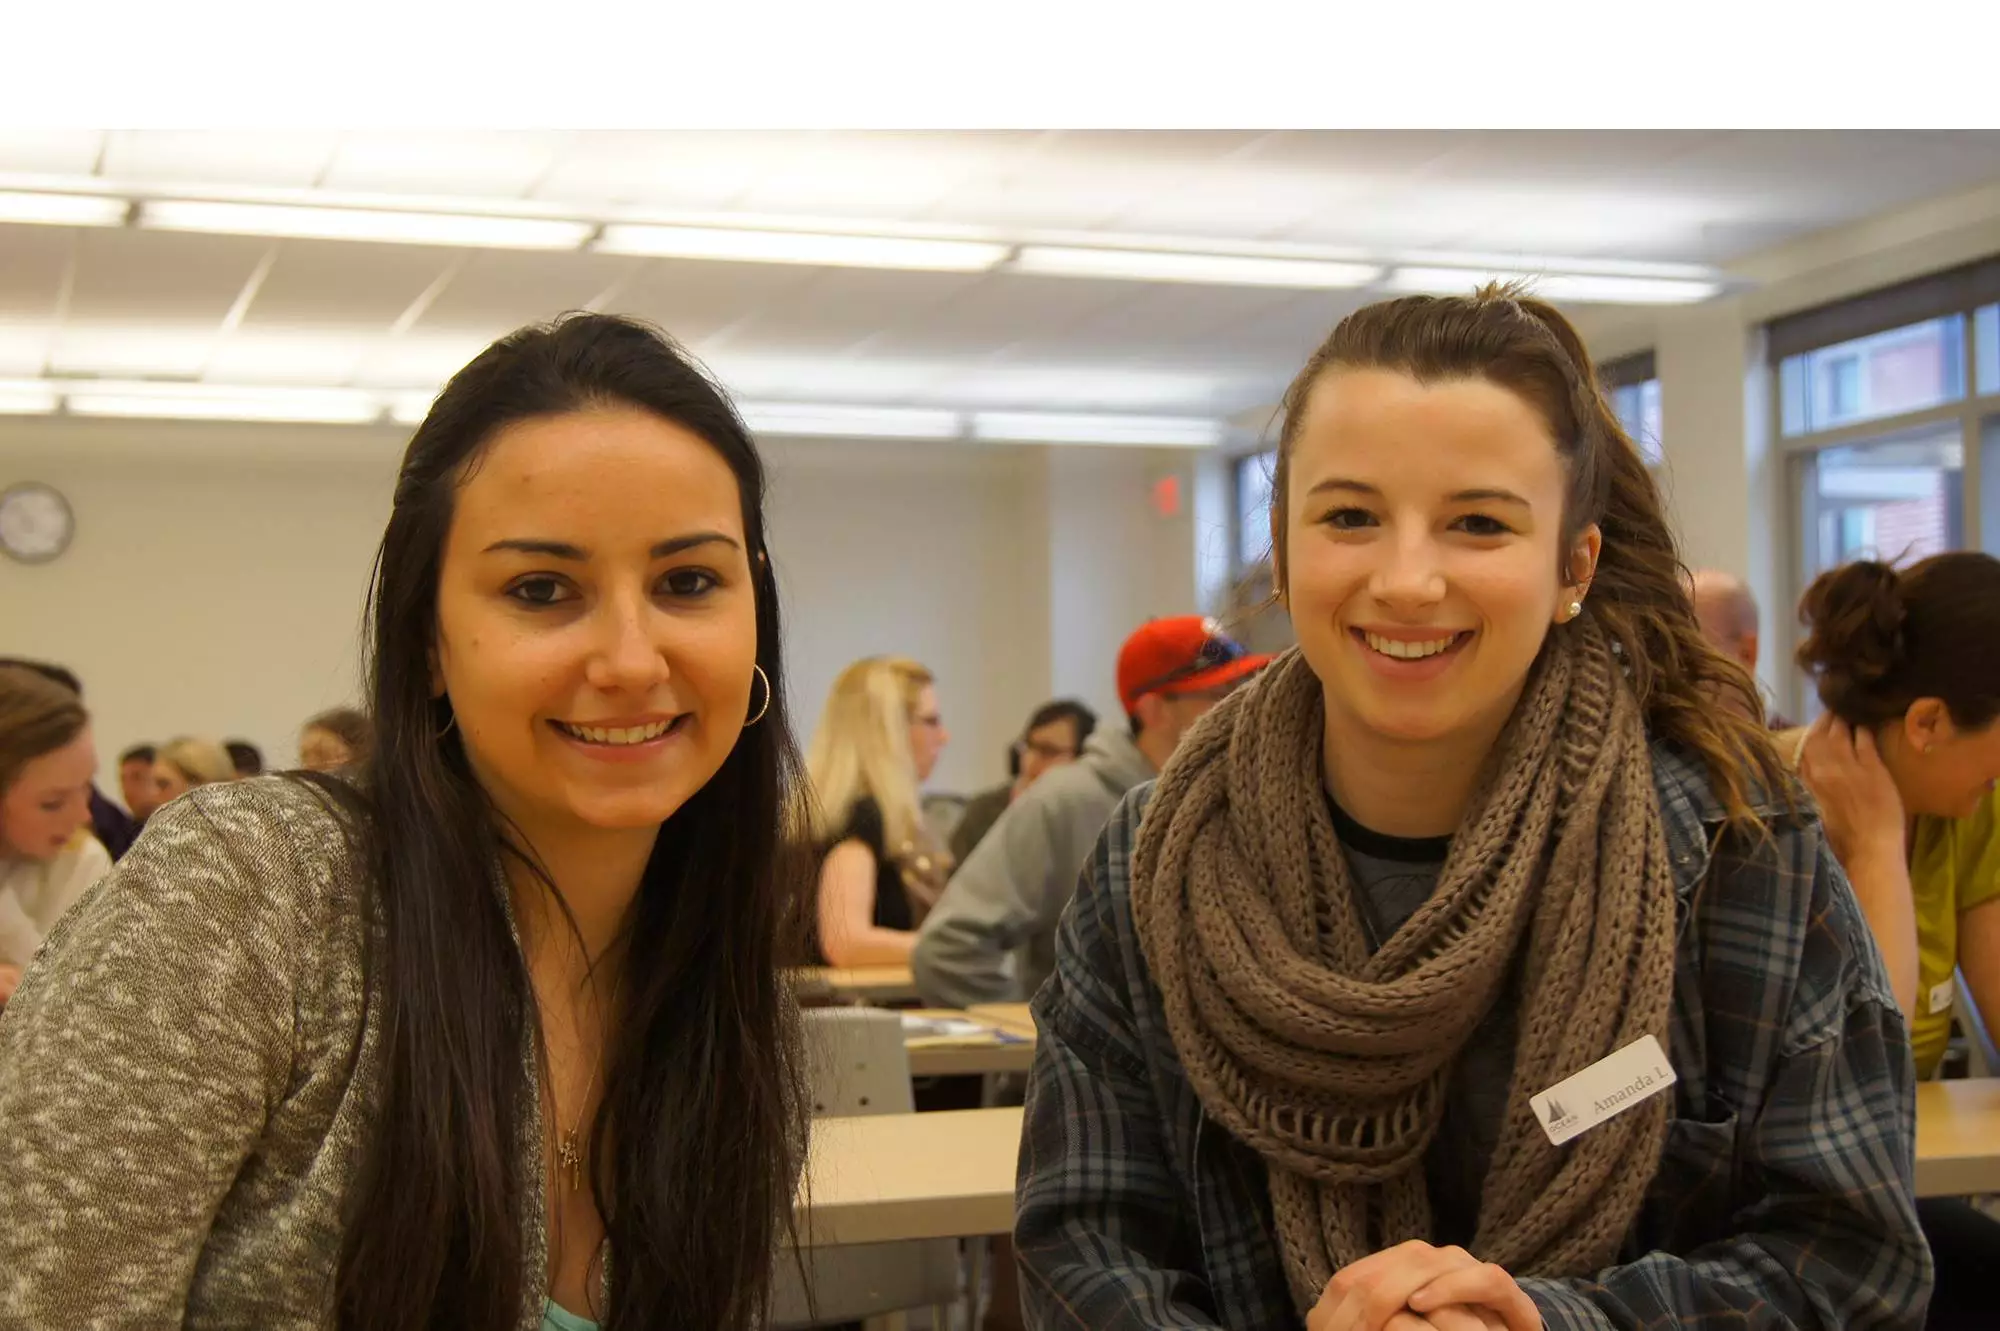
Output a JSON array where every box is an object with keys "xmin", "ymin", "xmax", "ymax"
[
  {"xmin": 436, "ymin": 701, "xmax": 457, "ymax": 738},
  {"xmin": 746, "ymin": 664, "xmax": 772, "ymax": 727}
]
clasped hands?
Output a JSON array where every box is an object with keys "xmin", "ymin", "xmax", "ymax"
[{"xmin": 1306, "ymin": 1240, "xmax": 1544, "ymax": 1331}]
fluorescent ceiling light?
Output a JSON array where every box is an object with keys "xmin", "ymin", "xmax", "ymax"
[
  {"xmin": 0, "ymin": 380, "xmax": 60, "ymax": 414},
  {"xmin": 1384, "ymin": 266, "xmax": 1719, "ymax": 305},
  {"xmin": 972, "ymin": 412, "xmax": 1223, "ymax": 448},
  {"xmin": 739, "ymin": 402, "xmax": 963, "ymax": 439},
  {"xmin": 139, "ymin": 199, "xmax": 592, "ymax": 250},
  {"xmin": 0, "ymin": 191, "xmax": 128, "ymax": 228},
  {"xmin": 1013, "ymin": 246, "xmax": 1379, "ymax": 290},
  {"xmin": 65, "ymin": 381, "xmax": 385, "ymax": 424},
  {"xmin": 388, "ymin": 392, "xmax": 438, "ymax": 426},
  {"xmin": 595, "ymin": 224, "xmax": 1006, "ymax": 272}
]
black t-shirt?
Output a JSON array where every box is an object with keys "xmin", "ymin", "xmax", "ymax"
[
  {"xmin": 1327, "ymin": 796, "xmax": 1520, "ymax": 1248},
  {"xmin": 812, "ymin": 796, "xmax": 914, "ymax": 964}
]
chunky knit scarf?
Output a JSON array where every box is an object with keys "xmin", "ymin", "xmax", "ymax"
[{"xmin": 1129, "ymin": 618, "xmax": 1678, "ymax": 1312}]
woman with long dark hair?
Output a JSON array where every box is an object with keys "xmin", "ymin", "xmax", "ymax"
[
  {"xmin": 0, "ymin": 313, "xmax": 814, "ymax": 1330},
  {"xmin": 1015, "ymin": 288, "xmax": 1929, "ymax": 1329}
]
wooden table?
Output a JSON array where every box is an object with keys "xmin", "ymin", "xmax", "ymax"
[
  {"xmin": 968, "ymin": 1002, "xmax": 1036, "ymax": 1036},
  {"xmin": 1916, "ymin": 1078, "xmax": 2000, "ymax": 1198},
  {"xmin": 795, "ymin": 1080, "xmax": 2000, "ymax": 1251},
  {"xmin": 901, "ymin": 1009, "xmax": 1036, "ymax": 1077},
  {"xmin": 794, "ymin": 964, "xmax": 920, "ymax": 1004},
  {"xmin": 797, "ymin": 1107, "xmax": 1024, "ymax": 1245}
]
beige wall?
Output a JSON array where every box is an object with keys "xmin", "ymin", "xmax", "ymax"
[{"xmin": 1, "ymin": 419, "xmax": 1205, "ymax": 803}]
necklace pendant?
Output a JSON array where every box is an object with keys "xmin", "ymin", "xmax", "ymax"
[{"xmin": 558, "ymin": 1129, "xmax": 582, "ymax": 1191}]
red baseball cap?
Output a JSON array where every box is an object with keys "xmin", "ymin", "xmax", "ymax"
[{"xmin": 1117, "ymin": 616, "xmax": 1272, "ymax": 715}]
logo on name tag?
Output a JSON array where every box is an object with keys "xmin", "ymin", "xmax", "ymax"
[{"xmin": 1529, "ymin": 1034, "xmax": 1678, "ymax": 1147}]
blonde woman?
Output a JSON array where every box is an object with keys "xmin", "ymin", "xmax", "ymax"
[
  {"xmin": 151, "ymin": 737, "xmax": 237, "ymax": 804},
  {"xmin": 806, "ymin": 656, "xmax": 951, "ymax": 966}
]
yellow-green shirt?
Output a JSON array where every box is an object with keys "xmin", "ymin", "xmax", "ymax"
[{"xmin": 1908, "ymin": 787, "xmax": 2000, "ymax": 1077}]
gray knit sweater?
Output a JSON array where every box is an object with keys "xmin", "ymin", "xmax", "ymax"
[{"xmin": 0, "ymin": 776, "xmax": 557, "ymax": 1329}]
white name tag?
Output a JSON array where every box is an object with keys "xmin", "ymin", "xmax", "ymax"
[
  {"xmin": 1530, "ymin": 1034, "xmax": 1678, "ymax": 1147},
  {"xmin": 1930, "ymin": 977, "xmax": 1956, "ymax": 1016}
]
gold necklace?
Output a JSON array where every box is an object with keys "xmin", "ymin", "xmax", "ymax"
[
  {"xmin": 553, "ymin": 971, "xmax": 620, "ymax": 1193},
  {"xmin": 556, "ymin": 1061, "xmax": 600, "ymax": 1192}
]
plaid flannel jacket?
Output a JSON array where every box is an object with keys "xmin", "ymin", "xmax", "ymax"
[{"xmin": 1015, "ymin": 742, "xmax": 1931, "ymax": 1330}]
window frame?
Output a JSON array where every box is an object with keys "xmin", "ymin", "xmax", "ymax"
[{"xmin": 1772, "ymin": 263, "xmax": 2000, "ymax": 723}]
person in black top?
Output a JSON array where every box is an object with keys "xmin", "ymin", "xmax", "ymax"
[{"xmin": 804, "ymin": 656, "xmax": 952, "ymax": 966}]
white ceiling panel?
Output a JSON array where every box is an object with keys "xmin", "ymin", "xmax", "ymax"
[
  {"xmin": 319, "ymin": 131, "xmax": 572, "ymax": 198},
  {"xmin": 99, "ymin": 130, "xmax": 341, "ymax": 188},
  {"xmin": 0, "ymin": 130, "xmax": 1995, "ymax": 423},
  {"xmin": 0, "ymin": 225, "xmax": 74, "ymax": 316},
  {"xmin": 614, "ymin": 258, "xmax": 830, "ymax": 346},
  {"xmin": 47, "ymin": 323, "xmax": 221, "ymax": 378},
  {"xmin": 922, "ymin": 361, "xmax": 1251, "ymax": 414},
  {"xmin": 850, "ymin": 272, "xmax": 1141, "ymax": 359},
  {"xmin": 0, "ymin": 319, "xmax": 52, "ymax": 374},
  {"xmin": 64, "ymin": 229, "xmax": 262, "ymax": 323},
  {"xmin": 205, "ymin": 328, "xmax": 373, "ymax": 384},
  {"xmin": 704, "ymin": 265, "xmax": 991, "ymax": 355},
  {"xmin": 0, "ymin": 130, "xmax": 104, "ymax": 176},
  {"xmin": 238, "ymin": 239, "xmax": 458, "ymax": 327},
  {"xmin": 728, "ymin": 129, "xmax": 1045, "ymax": 221},
  {"xmin": 350, "ymin": 330, "xmax": 502, "ymax": 388},
  {"xmin": 531, "ymin": 131, "xmax": 819, "ymax": 210},
  {"xmin": 412, "ymin": 249, "xmax": 641, "ymax": 331}
]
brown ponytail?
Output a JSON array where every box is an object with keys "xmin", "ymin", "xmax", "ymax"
[
  {"xmin": 1797, "ymin": 552, "xmax": 2000, "ymax": 730},
  {"xmin": 1271, "ymin": 285, "xmax": 1789, "ymax": 833}
]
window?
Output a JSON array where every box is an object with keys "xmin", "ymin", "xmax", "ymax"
[
  {"xmin": 1234, "ymin": 449, "xmax": 1276, "ymax": 569},
  {"xmin": 1778, "ymin": 315, "xmax": 1967, "ymax": 436},
  {"xmin": 1798, "ymin": 427, "xmax": 1964, "ymax": 579},
  {"xmin": 1599, "ymin": 350, "xmax": 1663, "ymax": 465},
  {"xmin": 1610, "ymin": 378, "xmax": 1664, "ymax": 466},
  {"xmin": 1979, "ymin": 303, "xmax": 1998, "ymax": 397},
  {"xmin": 1768, "ymin": 254, "xmax": 2000, "ymax": 723}
]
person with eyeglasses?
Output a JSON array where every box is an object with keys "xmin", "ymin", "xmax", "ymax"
[
  {"xmin": 913, "ymin": 617, "xmax": 1268, "ymax": 1012},
  {"xmin": 949, "ymin": 699, "xmax": 1099, "ymax": 866}
]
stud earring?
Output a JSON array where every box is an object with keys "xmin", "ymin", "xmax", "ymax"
[
  {"xmin": 1567, "ymin": 599, "xmax": 1584, "ymax": 620},
  {"xmin": 1924, "ymin": 742, "xmax": 1936, "ymax": 755}
]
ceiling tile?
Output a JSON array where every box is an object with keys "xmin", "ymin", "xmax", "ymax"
[
  {"xmin": 64, "ymin": 229, "xmax": 263, "ymax": 323},
  {"xmin": 320, "ymin": 131, "xmax": 571, "ymax": 198},
  {"xmin": 0, "ymin": 225, "xmax": 73, "ymax": 316},
  {"xmin": 704, "ymin": 265, "xmax": 990, "ymax": 355},
  {"xmin": 411, "ymin": 249, "xmax": 641, "ymax": 330},
  {"xmin": 240, "ymin": 239, "xmax": 457, "ymax": 327},
  {"xmin": 0, "ymin": 318, "xmax": 51, "ymax": 374},
  {"xmin": 0, "ymin": 130, "xmax": 104, "ymax": 177},
  {"xmin": 47, "ymin": 324, "xmax": 221, "ymax": 378},
  {"xmin": 349, "ymin": 330, "xmax": 500, "ymax": 388},
  {"xmin": 205, "ymin": 329, "xmax": 373, "ymax": 384},
  {"xmin": 612, "ymin": 257, "xmax": 827, "ymax": 347},
  {"xmin": 530, "ymin": 131, "xmax": 811, "ymax": 210},
  {"xmin": 100, "ymin": 130, "xmax": 340, "ymax": 188}
]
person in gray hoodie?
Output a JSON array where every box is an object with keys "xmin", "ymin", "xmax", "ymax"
[{"xmin": 913, "ymin": 616, "xmax": 1270, "ymax": 1009}]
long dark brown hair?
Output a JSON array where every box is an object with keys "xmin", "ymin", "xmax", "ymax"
[
  {"xmin": 1796, "ymin": 552, "xmax": 2000, "ymax": 730},
  {"xmin": 1270, "ymin": 285, "xmax": 1788, "ymax": 831},
  {"xmin": 314, "ymin": 313, "xmax": 813, "ymax": 1330}
]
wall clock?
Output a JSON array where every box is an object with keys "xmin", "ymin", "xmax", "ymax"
[{"xmin": 0, "ymin": 482, "xmax": 75, "ymax": 564}]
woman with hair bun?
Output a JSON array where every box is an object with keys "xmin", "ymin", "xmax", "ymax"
[{"xmin": 1789, "ymin": 551, "xmax": 2000, "ymax": 1331}]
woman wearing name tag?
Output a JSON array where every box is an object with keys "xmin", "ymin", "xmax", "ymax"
[
  {"xmin": 1015, "ymin": 287, "xmax": 1928, "ymax": 1330},
  {"xmin": 0, "ymin": 314, "xmax": 814, "ymax": 1330},
  {"xmin": 1784, "ymin": 553, "xmax": 2000, "ymax": 1331}
]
